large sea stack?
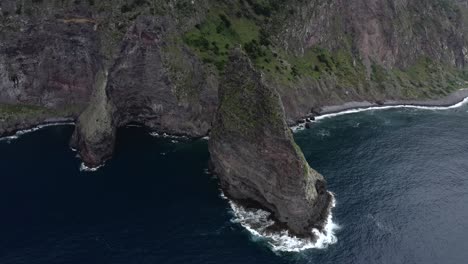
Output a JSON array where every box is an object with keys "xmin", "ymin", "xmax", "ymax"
[{"xmin": 209, "ymin": 50, "xmax": 332, "ymax": 237}]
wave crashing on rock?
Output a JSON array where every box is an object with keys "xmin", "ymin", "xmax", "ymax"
[
  {"xmin": 79, "ymin": 162, "xmax": 104, "ymax": 172},
  {"xmin": 223, "ymin": 192, "xmax": 339, "ymax": 252}
]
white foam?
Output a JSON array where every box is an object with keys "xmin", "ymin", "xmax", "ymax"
[
  {"xmin": 149, "ymin": 132, "xmax": 160, "ymax": 137},
  {"xmin": 317, "ymin": 97, "xmax": 468, "ymax": 119},
  {"xmin": 79, "ymin": 162, "xmax": 104, "ymax": 172},
  {"xmin": 149, "ymin": 132, "xmax": 188, "ymax": 140},
  {"xmin": 292, "ymin": 97, "xmax": 468, "ymax": 132},
  {"xmin": 0, "ymin": 121, "xmax": 75, "ymax": 142},
  {"xmin": 0, "ymin": 134, "xmax": 19, "ymax": 142},
  {"xmin": 317, "ymin": 129, "xmax": 331, "ymax": 138},
  {"xmin": 223, "ymin": 191, "xmax": 339, "ymax": 252}
]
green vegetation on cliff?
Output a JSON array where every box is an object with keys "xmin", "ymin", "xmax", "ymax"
[
  {"xmin": 183, "ymin": 9, "xmax": 260, "ymax": 71},
  {"xmin": 0, "ymin": 104, "xmax": 81, "ymax": 120},
  {"xmin": 6, "ymin": 0, "xmax": 465, "ymax": 103},
  {"xmin": 181, "ymin": 0, "xmax": 468, "ymax": 101},
  {"xmin": 0, "ymin": 104, "xmax": 50, "ymax": 119},
  {"xmin": 212, "ymin": 50, "xmax": 285, "ymax": 139}
]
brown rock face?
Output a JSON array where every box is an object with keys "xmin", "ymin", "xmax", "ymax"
[
  {"xmin": 70, "ymin": 70, "xmax": 116, "ymax": 167},
  {"xmin": 281, "ymin": 0, "xmax": 467, "ymax": 69},
  {"xmin": 0, "ymin": 3, "xmax": 99, "ymax": 108},
  {"xmin": 209, "ymin": 50, "xmax": 331, "ymax": 237},
  {"xmin": 107, "ymin": 16, "xmax": 217, "ymax": 136},
  {"xmin": 71, "ymin": 16, "xmax": 218, "ymax": 166}
]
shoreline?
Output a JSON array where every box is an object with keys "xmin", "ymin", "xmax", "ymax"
[
  {"xmin": 2, "ymin": 89, "xmax": 466, "ymax": 251},
  {"xmin": 0, "ymin": 119, "xmax": 75, "ymax": 142},
  {"xmin": 292, "ymin": 88, "xmax": 468, "ymax": 131},
  {"xmin": 319, "ymin": 88, "xmax": 468, "ymax": 115},
  {"xmin": 2, "ymin": 88, "xmax": 468, "ymax": 140}
]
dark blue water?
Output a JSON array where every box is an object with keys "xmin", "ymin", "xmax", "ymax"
[{"xmin": 1, "ymin": 104, "xmax": 468, "ymax": 264}]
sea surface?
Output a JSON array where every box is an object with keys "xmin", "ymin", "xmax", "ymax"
[{"xmin": 1, "ymin": 103, "xmax": 468, "ymax": 264}]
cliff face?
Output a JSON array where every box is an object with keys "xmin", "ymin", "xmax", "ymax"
[
  {"xmin": 0, "ymin": 5, "xmax": 98, "ymax": 108},
  {"xmin": 209, "ymin": 50, "xmax": 331, "ymax": 236},
  {"xmin": 0, "ymin": 0, "xmax": 216, "ymax": 163},
  {"xmin": 1, "ymin": 0, "xmax": 468, "ymax": 236},
  {"xmin": 267, "ymin": 0, "xmax": 468, "ymax": 122},
  {"xmin": 0, "ymin": 1, "xmax": 101, "ymax": 134},
  {"xmin": 2, "ymin": 0, "xmax": 468, "ymax": 155},
  {"xmin": 281, "ymin": 0, "xmax": 467, "ymax": 69},
  {"xmin": 106, "ymin": 15, "xmax": 217, "ymax": 136},
  {"xmin": 70, "ymin": 14, "xmax": 218, "ymax": 165}
]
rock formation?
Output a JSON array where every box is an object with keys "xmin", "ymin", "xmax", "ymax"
[
  {"xmin": 209, "ymin": 50, "xmax": 331, "ymax": 236},
  {"xmin": 2, "ymin": 0, "xmax": 468, "ymax": 237},
  {"xmin": 70, "ymin": 69, "xmax": 115, "ymax": 167}
]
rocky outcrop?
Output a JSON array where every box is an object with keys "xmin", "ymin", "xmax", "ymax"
[
  {"xmin": 107, "ymin": 16, "xmax": 217, "ymax": 136},
  {"xmin": 71, "ymin": 15, "xmax": 218, "ymax": 166},
  {"xmin": 209, "ymin": 50, "xmax": 331, "ymax": 237},
  {"xmin": 71, "ymin": 69, "xmax": 115, "ymax": 167}
]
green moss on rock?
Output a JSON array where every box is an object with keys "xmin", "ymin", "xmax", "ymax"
[{"xmin": 212, "ymin": 49, "xmax": 285, "ymax": 140}]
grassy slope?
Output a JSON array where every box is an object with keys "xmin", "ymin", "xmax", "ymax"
[
  {"xmin": 182, "ymin": 0, "xmax": 468, "ymax": 100},
  {"xmin": 0, "ymin": 104, "xmax": 79, "ymax": 128},
  {"xmin": 2, "ymin": 0, "xmax": 467, "ymax": 124}
]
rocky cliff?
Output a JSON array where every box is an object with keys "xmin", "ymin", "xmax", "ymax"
[
  {"xmin": 2, "ymin": 0, "xmax": 468, "ymax": 155},
  {"xmin": 1, "ymin": 0, "xmax": 468, "ymax": 237},
  {"xmin": 209, "ymin": 50, "xmax": 331, "ymax": 236}
]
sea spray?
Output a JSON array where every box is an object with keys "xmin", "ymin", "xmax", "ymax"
[
  {"xmin": 221, "ymin": 191, "xmax": 339, "ymax": 252},
  {"xmin": 79, "ymin": 162, "xmax": 104, "ymax": 172}
]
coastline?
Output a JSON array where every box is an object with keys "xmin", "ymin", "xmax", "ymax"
[
  {"xmin": 290, "ymin": 88, "xmax": 468, "ymax": 131},
  {"xmin": 318, "ymin": 88, "xmax": 468, "ymax": 115},
  {"xmin": 2, "ymin": 88, "xmax": 468, "ymax": 140},
  {"xmin": 2, "ymin": 88, "xmax": 467, "ymax": 251},
  {"xmin": 0, "ymin": 118, "xmax": 75, "ymax": 142}
]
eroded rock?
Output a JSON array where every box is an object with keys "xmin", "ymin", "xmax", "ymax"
[
  {"xmin": 209, "ymin": 50, "xmax": 332, "ymax": 237},
  {"xmin": 71, "ymin": 69, "xmax": 115, "ymax": 167}
]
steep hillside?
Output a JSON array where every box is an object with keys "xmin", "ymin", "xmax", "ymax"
[{"xmin": 2, "ymin": 0, "xmax": 468, "ymax": 137}]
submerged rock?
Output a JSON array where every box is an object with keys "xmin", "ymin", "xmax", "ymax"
[{"xmin": 209, "ymin": 50, "xmax": 332, "ymax": 237}]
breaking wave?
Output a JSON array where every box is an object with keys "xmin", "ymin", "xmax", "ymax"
[
  {"xmin": 0, "ymin": 121, "xmax": 74, "ymax": 142},
  {"xmin": 222, "ymin": 192, "xmax": 339, "ymax": 252},
  {"xmin": 79, "ymin": 162, "xmax": 104, "ymax": 172},
  {"xmin": 292, "ymin": 97, "xmax": 468, "ymax": 132},
  {"xmin": 149, "ymin": 132, "xmax": 188, "ymax": 140}
]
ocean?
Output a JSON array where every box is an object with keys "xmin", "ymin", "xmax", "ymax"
[{"xmin": 1, "ymin": 102, "xmax": 467, "ymax": 264}]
